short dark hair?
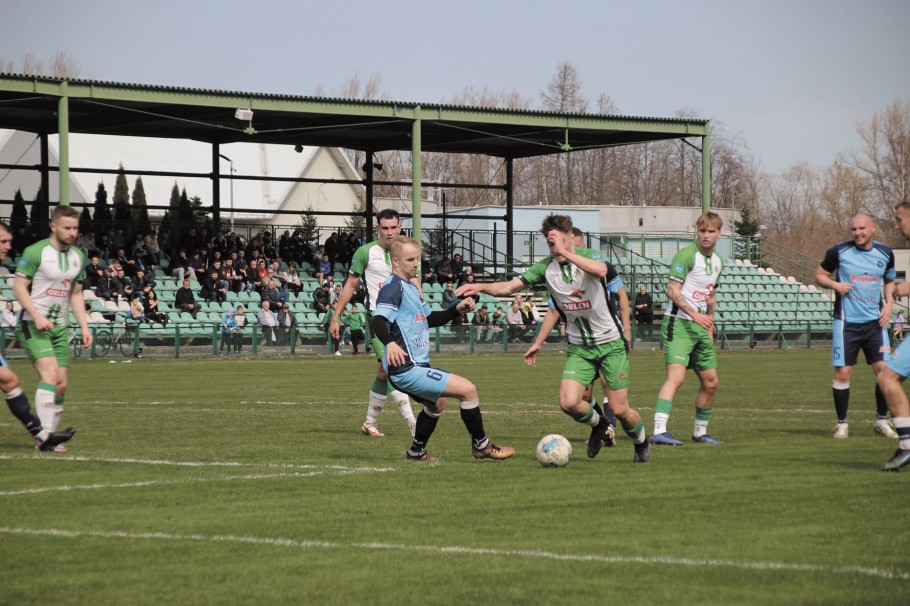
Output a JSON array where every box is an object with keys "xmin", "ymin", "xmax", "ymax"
[
  {"xmin": 540, "ymin": 214, "xmax": 573, "ymax": 236},
  {"xmin": 52, "ymin": 205, "xmax": 80, "ymax": 222},
  {"xmin": 377, "ymin": 208, "xmax": 400, "ymax": 223}
]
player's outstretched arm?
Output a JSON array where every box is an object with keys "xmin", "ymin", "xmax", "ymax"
[{"xmin": 456, "ymin": 276, "xmax": 525, "ymax": 298}]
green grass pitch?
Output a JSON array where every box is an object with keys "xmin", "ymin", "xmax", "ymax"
[{"xmin": 0, "ymin": 349, "xmax": 907, "ymax": 605}]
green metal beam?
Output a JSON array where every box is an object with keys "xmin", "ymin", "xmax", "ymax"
[
  {"xmin": 702, "ymin": 123, "xmax": 712, "ymax": 212},
  {"xmin": 411, "ymin": 107, "xmax": 422, "ymax": 244},
  {"xmin": 57, "ymin": 81, "xmax": 69, "ymax": 206}
]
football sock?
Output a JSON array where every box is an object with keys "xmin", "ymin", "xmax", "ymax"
[
  {"xmin": 4, "ymin": 387, "xmax": 41, "ymax": 437},
  {"xmin": 391, "ymin": 390, "xmax": 416, "ymax": 424},
  {"xmin": 833, "ymin": 381, "xmax": 850, "ymax": 423},
  {"xmin": 34, "ymin": 382, "xmax": 57, "ymax": 441},
  {"xmin": 654, "ymin": 398, "xmax": 673, "ymax": 434},
  {"xmin": 602, "ymin": 397, "xmax": 617, "ymax": 426},
  {"xmin": 622, "ymin": 419, "xmax": 647, "ymax": 444},
  {"xmin": 365, "ymin": 378, "xmax": 389, "ymax": 426},
  {"xmin": 51, "ymin": 395, "xmax": 65, "ymax": 432},
  {"xmin": 693, "ymin": 406, "xmax": 713, "ymax": 438},
  {"xmin": 893, "ymin": 417, "xmax": 910, "ymax": 450},
  {"xmin": 409, "ymin": 407, "xmax": 442, "ymax": 454},
  {"xmin": 578, "ymin": 404, "xmax": 602, "ymax": 428},
  {"xmin": 459, "ymin": 400, "xmax": 488, "ymax": 449},
  {"xmin": 874, "ymin": 384, "xmax": 888, "ymax": 420}
]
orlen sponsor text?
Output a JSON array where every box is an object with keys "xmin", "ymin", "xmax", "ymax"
[
  {"xmin": 562, "ymin": 300, "xmax": 592, "ymax": 312},
  {"xmin": 45, "ymin": 288, "xmax": 70, "ymax": 297}
]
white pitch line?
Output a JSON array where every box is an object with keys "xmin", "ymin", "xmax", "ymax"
[
  {"xmin": 0, "ymin": 453, "xmax": 395, "ymax": 473},
  {"xmin": 0, "ymin": 526, "xmax": 904, "ymax": 581},
  {"xmin": 0, "ymin": 471, "xmax": 327, "ymax": 497}
]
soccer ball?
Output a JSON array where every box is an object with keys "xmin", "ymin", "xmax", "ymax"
[{"xmin": 536, "ymin": 434, "xmax": 572, "ymax": 468}]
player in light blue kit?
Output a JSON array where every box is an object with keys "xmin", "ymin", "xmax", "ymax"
[
  {"xmin": 815, "ymin": 213, "xmax": 898, "ymax": 440},
  {"xmin": 371, "ymin": 236, "xmax": 515, "ymax": 462},
  {"xmin": 874, "ymin": 202, "xmax": 910, "ymax": 471}
]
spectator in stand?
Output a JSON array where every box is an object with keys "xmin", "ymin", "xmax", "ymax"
[
  {"xmin": 472, "ymin": 305, "xmax": 491, "ymax": 342},
  {"xmin": 256, "ymin": 258, "xmax": 269, "ymax": 285},
  {"xmin": 220, "ymin": 308, "xmax": 238, "ymax": 354},
  {"xmin": 488, "ymin": 307, "xmax": 506, "ymax": 342},
  {"xmin": 222, "ymin": 257, "xmax": 242, "ymax": 293},
  {"xmin": 275, "ymin": 300, "xmax": 299, "ymax": 345},
  {"xmin": 237, "ymin": 260, "xmax": 255, "ymax": 293},
  {"xmin": 442, "ymin": 282, "xmax": 458, "ymax": 308},
  {"xmin": 95, "ymin": 266, "xmax": 119, "ymax": 301},
  {"xmin": 282, "ymin": 262, "xmax": 303, "ymax": 295},
  {"xmin": 143, "ymin": 230, "xmax": 161, "ymax": 268},
  {"xmin": 232, "ymin": 305, "xmax": 248, "ymax": 354},
  {"xmin": 634, "ymin": 285, "xmax": 654, "ymax": 340},
  {"xmin": 451, "ymin": 253, "xmax": 465, "ymax": 279},
  {"xmin": 506, "ymin": 301, "xmax": 529, "ymax": 343},
  {"xmin": 175, "ymin": 278, "xmax": 200, "ymax": 318},
  {"xmin": 1, "ymin": 300, "xmax": 17, "ymax": 339},
  {"xmin": 330, "ymin": 283, "xmax": 344, "ymax": 308},
  {"xmin": 170, "ymin": 249, "xmax": 194, "ymax": 284},
  {"xmin": 188, "ymin": 250, "xmax": 206, "ymax": 280},
  {"xmin": 451, "ymin": 303, "xmax": 470, "ymax": 342},
  {"xmin": 143, "ymin": 290, "xmax": 168, "ymax": 326},
  {"xmin": 313, "ymin": 280, "xmax": 332, "ymax": 314},
  {"xmin": 127, "ymin": 297, "xmax": 149, "ymax": 323},
  {"xmin": 421, "ymin": 251, "xmax": 437, "ymax": 285},
  {"xmin": 260, "ymin": 279, "xmax": 282, "ymax": 310},
  {"xmin": 461, "ymin": 273, "xmax": 479, "ymax": 290},
  {"xmin": 458, "ymin": 264, "xmax": 475, "ymax": 286},
  {"xmin": 342, "ymin": 303, "xmax": 366, "ymax": 355},
  {"xmin": 316, "ymin": 253, "xmax": 332, "ymax": 284},
  {"xmin": 521, "ymin": 295, "xmax": 541, "ymax": 332},
  {"xmin": 319, "ymin": 307, "xmax": 342, "ymax": 355},
  {"xmin": 84, "ymin": 256, "xmax": 103, "ymax": 291},
  {"xmin": 200, "ymin": 269, "xmax": 226, "ymax": 303},
  {"xmin": 324, "ymin": 232, "xmax": 340, "ymax": 262},
  {"xmin": 116, "ymin": 266, "xmax": 135, "ymax": 302},
  {"xmin": 435, "ymin": 257, "xmax": 456, "ymax": 285},
  {"xmin": 132, "ymin": 268, "xmax": 156, "ymax": 301},
  {"xmin": 257, "ymin": 300, "xmax": 278, "ymax": 345}
]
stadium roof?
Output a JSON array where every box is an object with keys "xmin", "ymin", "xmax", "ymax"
[{"xmin": 0, "ymin": 73, "xmax": 709, "ymax": 159}]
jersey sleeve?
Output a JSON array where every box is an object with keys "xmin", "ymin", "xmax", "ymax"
[
  {"xmin": 15, "ymin": 244, "xmax": 41, "ymax": 280},
  {"xmin": 668, "ymin": 247, "xmax": 696, "ymax": 283},
  {"xmin": 520, "ymin": 256, "xmax": 553, "ymax": 286},
  {"xmin": 604, "ymin": 261, "xmax": 624, "ymax": 294},
  {"xmin": 820, "ymin": 245, "xmax": 840, "ymax": 274},
  {"xmin": 373, "ymin": 278, "xmax": 402, "ymax": 323},
  {"xmin": 885, "ymin": 248, "xmax": 897, "ymax": 282},
  {"xmin": 349, "ymin": 244, "xmax": 371, "ymax": 277}
]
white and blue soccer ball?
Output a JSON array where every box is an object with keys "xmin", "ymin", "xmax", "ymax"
[{"xmin": 535, "ymin": 434, "xmax": 572, "ymax": 468}]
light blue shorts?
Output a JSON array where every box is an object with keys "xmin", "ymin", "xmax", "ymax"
[
  {"xmin": 886, "ymin": 336, "xmax": 910, "ymax": 378},
  {"xmin": 388, "ymin": 365, "xmax": 451, "ymax": 406}
]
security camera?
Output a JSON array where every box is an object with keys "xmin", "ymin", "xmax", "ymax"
[{"xmin": 235, "ymin": 108, "xmax": 254, "ymax": 121}]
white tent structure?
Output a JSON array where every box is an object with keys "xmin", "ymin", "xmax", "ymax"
[{"xmin": 0, "ymin": 129, "xmax": 363, "ymax": 229}]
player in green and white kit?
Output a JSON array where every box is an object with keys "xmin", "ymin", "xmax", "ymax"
[
  {"xmin": 652, "ymin": 211, "xmax": 724, "ymax": 446},
  {"xmin": 330, "ymin": 209, "xmax": 417, "ymax": 437},
  {"xmin": 13, "ymin": 206, "xmax": 93, "ymax": 451},
  {"xmin": 457, "ymin": 214, "xmax": 650, "ymax": 463}
]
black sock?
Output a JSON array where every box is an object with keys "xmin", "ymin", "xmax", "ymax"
[
  {"xmin": 409, "ymin": 410, "xmax": 440, "ymax": 453},
  {"xmin": 6, "ymin": 392, "xmax": 41, "ymax": 437},
  {"xmin": 459, "ymin": 406, "xmax": 488, "ymax": 448},
  {"xmin": 875, "ymin": 384, "xmax": 889, "ymax": 419},
  {"xmin": 833, "ymin": 386, "xmax": 850, "ymax": 423}
]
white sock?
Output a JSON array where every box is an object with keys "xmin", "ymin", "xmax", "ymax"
[
  {"xmin": 365, "ymin": 391, "xmax": 386, "ymax": 427},
  {"xmin": 693, "ymin": 419, "xmax": 709, "ymax": 438},
  {"xmin": 391, "ymin": 390, "xmax": 415, "ymax": 422},
  {"xmin": 35, "ymin": 387, "xmax": 56, "ymax": 440},
  {"xmin": 895, "ymin": 417, "xmax": 910, "ymax": 450},
  {"xmin": 654, "ymin": 412, "xmax": 669, "ymax": 435}
]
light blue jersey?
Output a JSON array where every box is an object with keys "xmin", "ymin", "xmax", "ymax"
[
  {"xmin": 820, "ymin": 241, "xmax": 895, "ymax": 323},
  {"xmin": 374, "ymin": 274, "xmax": 432, "ymax": 374}
]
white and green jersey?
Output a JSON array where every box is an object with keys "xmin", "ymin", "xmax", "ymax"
[
  {"xmin": 15, "ymin": 239, "xmax": 86, "ymax": 326},
  {"xmin": 521, "ymin": 246, "xmax": 624, "ymax": 347},
  {"xmin": 664, "ymin": 243, "xmax": 723, "ymax": 321},
  {"xmin": 349, "ymin": 240, "xmax": 392, "ymax": 312}
]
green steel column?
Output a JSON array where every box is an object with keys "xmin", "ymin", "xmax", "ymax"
[
  {"xmin": 505, "ymin": 158, "xmax": 514, "ymax": 275},
  {"xmin": 212, "ymin": 144, "xmax": 221, "ymax": 229},
  {"xmin": 701, "ymin": 122, "xmax": 712, "ymax": 213},
  {"xmin": 411, "ymin": 107, "xmax": 422, "ymax": 243},
  {"xmin": 57, "ymin": 82, "xmax": 69, "ymax": 206},
  {"xmin": 365, "ymin": 151, "xmax": 374, "ymax": 238}
]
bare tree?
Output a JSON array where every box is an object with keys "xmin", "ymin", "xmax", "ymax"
[
  {"xmin": 0, "ymin": 51, "xmax": 79, "ymax": 77},
  {"xmin": 848, "ymin": 99, "xmax": 910, "ymax": 221}
]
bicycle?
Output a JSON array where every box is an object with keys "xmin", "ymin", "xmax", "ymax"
[{"xmin": 84, "ymin": 320, "xmax": 141, "ymax": 358}]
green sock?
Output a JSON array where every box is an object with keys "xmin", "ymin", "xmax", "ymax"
[
  {"xmin": 624, "ymin": 419, "xmax": 646, "ymax": 444},
  {"xmin": 694, "ymin": 406, "xmax": 713, "ymax": 437},
  {"xmin": 370, "ymin": 377, "xmax": 388, "ymax": 395}
]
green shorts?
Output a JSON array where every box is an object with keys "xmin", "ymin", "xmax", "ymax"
[
  {"xmin": 17, "ymin": 322, "xmax": 71, "ymax": 367},
  {"xmin": 366, "ymin": 312, "xmax": 384, "ymax": 362},
  {"xmin": 563, "ymin": 340, "xmax": 630, "ymax": 390},
  {"xmin": 662, "ymin": 315, "xmax": 717, "ymax": 370}
]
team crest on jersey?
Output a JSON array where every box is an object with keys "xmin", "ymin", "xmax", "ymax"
[
  {"xmin": 569, "ymin": 289, "xmax": 586, "ymax": 298},
  {"xmin": 674, "ymin": 263, "xmax": 685, "ymax": 273}
]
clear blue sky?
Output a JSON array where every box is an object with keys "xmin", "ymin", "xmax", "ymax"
[{"xmin": 2, "ymin": 0, "xmax": 908, "ymax": 173}]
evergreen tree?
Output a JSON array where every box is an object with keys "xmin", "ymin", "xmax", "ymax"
[
  {"xmin": 112, "ymin": 164, "xmax": 133, "ymax": 239},
  {"xmin": 132, "ymin": 176, "xmax": 151, "ymax": 236},
  {"xmin": 10, "ymin": 188, "xmax": 28, "ymax": 233},
  {"xmin": 296, "ymin": 204, "xmax": 320, "ymax": 244},
  {"xmin": 93, "ymin": 182, "xmax": 113, "ymax": 234},
  {"xmin": 29, "ymin": 189, "xmax": 45, "ymax": 231},
  {"xmin": 78, "ymin": 205, "xmax": 93, "ymax": 236},
  {"xmin": 166, "ymin": 183, "xmax": 181, "ymax": 249},
  {"xmin": 734, "ymin": 205, "xmax": 762, "ymax": 265},
  {"xmin": 343, "ymin": 198, "xmax": 366, "ymax": 241}
]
